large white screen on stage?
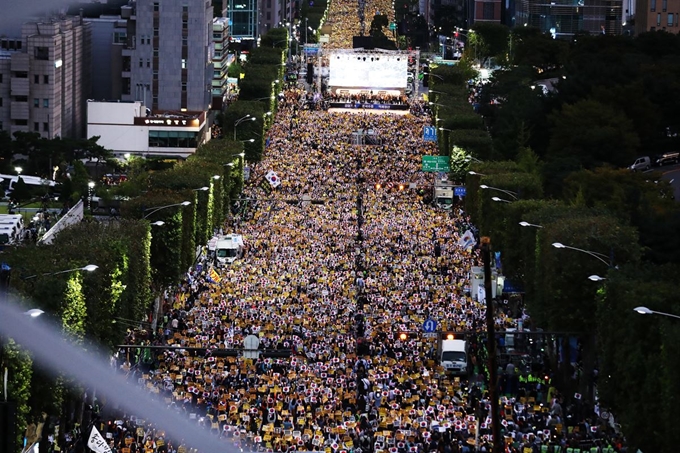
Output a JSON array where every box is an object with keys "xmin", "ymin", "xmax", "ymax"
[{"xmin": 328, "ymin": 54, "xmax": 408, "ymax": 89}]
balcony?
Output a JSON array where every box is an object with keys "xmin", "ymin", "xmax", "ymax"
[
  {"xmin": 10, "ymin": 101, "xmax": 29, "ymax": 120},
  {"xmin": 10, "ymin": 77, "xmax": 29, "ymax": 96}
]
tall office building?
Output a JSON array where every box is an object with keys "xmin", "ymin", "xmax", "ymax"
[
  {"xmin": 121, "ymin": 0, "xmax": 213, "ymax": 112},
  {"xmin": 228, "ymin": 0, "xmax": 259, "ymax": 40},
  {"xmin": 0, "ymin": 16, "xmax": 91, "ymax": 139},
  {"xmin": 212, "ymin": 17, "xmax": 230, "ymax": 110},
  {"xmin": 259, "ymin": 0, "xmax": 283, "ymax": 34}
]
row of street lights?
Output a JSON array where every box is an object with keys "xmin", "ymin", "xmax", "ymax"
[
  {"xmin": 516, "ymin": 219, "xmax": 678, "ymax": 319},
  {"xmin": 23, "ymin": 264, "xmax": 101, "ymax": 317},
  {"xmin": 473, "ymin": 171, "xmax": 679, "ymax": 320}
]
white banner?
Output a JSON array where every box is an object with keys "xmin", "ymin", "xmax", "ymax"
[{"xmin": 87, "ymin": 426, "xmax": 112, "ymax": 453}]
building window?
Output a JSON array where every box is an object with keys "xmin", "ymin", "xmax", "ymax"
[
  {"xmin": 483, "ymin": 2, "xmax": 495, "ymax": 19},
  {"xmin": 14, "ymin": 119, "xmax": 27, "ymax": 126},
  {"xmin": 34, "ymin": 74, "xmax": 39, "ymax": 84},
  {"xmin": 113, "ymin": 31, "xmax": 128, "ymax": 44},
  {"xmin": 152, "ymin": 95, "xmax": 159, "ymax": 105},
  {"xmin": 153, "ymin": 2, "xmax": 159, "ymax": 11},
  {"xmin": 183, "ymin": 5, "xmax": 188, "ymax": 12},
  {"xmin": 182, "ymin": 82, "xmax": 187, "ymax": 91},
  {"xmin": 658, "ymin": 12, "xmax": 662, "ymax": 24},
  {"xmin": 34, "ymin": 122, "xmax": 39, "ymax": 132},
  {"xmin": 0, "ymin": 75, "xmax": 2, "ymax": 83},
  {"xmin": 34, "ymin": 47, "xmax": 49, "ymax": 60},
  {"xmin": 182, "ymin": 58, "xmax": 187, "ymax": 69},
  {"xmin": 651, "ymin": 0, "xmax": 656, "ymax": 10},
  {"xmin": 662, "ymin": 0, "xmax": 667, "ymax": 11},
  {"xmin": 668, "ymin": 12, "xmax": 674, "ymax": 24},
  {"xmin": 43, "ymin": 75, "xmax": 49, "ymax": 84},
  {"xmin": 148, "ymin": 130, "xmax": 198, "ymax": 148},
  {"xmin": 153, "ymin": 27, "xmax": 159, "ymax": 37},
  {"xmin": 43, "ymin": 123, "xmax": 48, "ymax": 132},
  {"xmin": 139, "ymin": 58, "xmax": 143, "ymax": 67},
  {"xmin": 0, "ymin": 98, "xmax": 2, "ymax": 106},
  {"xmin": 182, "ymin": 37, "xmax": 188, "ymax": 46},
  {"xmin": 43, "ymin": 99, "xmax": 49, "ymax": 108},
  {"xmin": 183, "ymin": 19, "xmax": 188, "ymax": 29},
  {"xmin": 33, "ymin": 98, "xmax": 39, "ymax": 107},
  {"xmin": 0, "ymin": 121, "xmax": 3, "ymax": 130},
  {"xmin": 153, "ymin": 70, "xmax": 158, "ymax": 79},
  {"xmin": 153, "ymin": 49, "xmax": 159, "ymax": 57},
  {"xmin": 146, "ymin": 59, "xmax": 151, "ymax": 68}
]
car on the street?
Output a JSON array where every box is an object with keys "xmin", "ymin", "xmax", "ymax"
[
  {"xmin": 629, "ymin": 156, "xmax": 651, "ymax": 171},
  {"xmin": 656, "ymin": 152, "xmax": 679, "ymax": 166}
]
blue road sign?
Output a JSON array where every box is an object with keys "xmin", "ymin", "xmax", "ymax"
[
  {"xmin": 423, "ymin": 318, "xmax": 437, "ymax": 333},
  {"xmin": 455, "ymin": 186, "xmax": 467, "ymax": 197},
  {"xmin": 423, "ymin": 126, "xmax": 438, "ymax": 142}
]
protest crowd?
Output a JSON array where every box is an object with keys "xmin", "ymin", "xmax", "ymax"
[{"xmin": 81, "ymin": 0, "xmax": 627, "ymax": 452}]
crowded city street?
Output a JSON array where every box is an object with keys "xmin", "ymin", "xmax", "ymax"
[
  {"xmin": 100, "ymin": 1, "xmax": 624, "ymax": 452},
  {"xmin": 108, "ymin": 92, "xmax": 624, "ymax": 453}
]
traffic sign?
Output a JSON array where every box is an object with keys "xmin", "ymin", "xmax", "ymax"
[
  {"xmin": 421, "ymin": 156, "xmax": 450, "ymax": 172},
  {"xmin": 423, "ymin": 333, "xmax": 438, "ymax": 338},
  {"xmin": 423, "ymin": 126, "xmax": 438, "ymax": 142},
  {"xmin": 423, "ymin": 318, "xmax": 437, "ymax": 333},
  {"xmin": 455, "ymin": 186, "xmax": 467, "ymax": 197}
]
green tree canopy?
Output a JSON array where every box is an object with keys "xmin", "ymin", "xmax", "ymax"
[{"xmin": 547, "ymin": 99, "xmax": 639, "ymax": 169}]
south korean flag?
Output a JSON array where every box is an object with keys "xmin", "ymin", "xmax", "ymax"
[{"xmin": 265, "ymin": 170, "xmax": 281, "ymax": 188}]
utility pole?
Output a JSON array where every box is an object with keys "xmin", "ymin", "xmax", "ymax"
[{"xmin": 481, "ymin": 236, "xmax": 502, "ymax": 453}]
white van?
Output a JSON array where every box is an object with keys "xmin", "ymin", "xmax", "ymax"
[
  {"xmin": 629, "ymin": 156, "xmax": 651, "ymax": 172},
  {"xmin": 441, "ymin": 339, "xmax": 468, "ymax": 375},
  {"xmin": 215, "ymin": 234, "xmax": 244, "ymax": 267}
]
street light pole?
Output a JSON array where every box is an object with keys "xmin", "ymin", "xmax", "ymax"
[
  {"xmin": 22, "ymin": 264, "xmax": 99, "ymax": 280},
  {"xmin": 634, "ymin": 306, "xmax": 680, "ymax": 320},
  {"xmin": 480, "ymin": 185, "xmax": 519, "ymax": 200},
  {"xmin": 481, "ymin": 236, "xmax": 502, "ymax": 453},
  {"xmin": 551, "ymin": 242, "xmax": 612, "ymax": 267},
  {"xmin": 234, "ymin": 115, "xmax": 256, "ymax": 140},
  {"xmin": 142, "ymin": 201, "xmax": 191, "ymax": 219}
]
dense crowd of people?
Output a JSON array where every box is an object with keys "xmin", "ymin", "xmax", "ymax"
[
  {"xmin": 79, "ymin": 0, "xmax": 627, "ymax": 451},
  {"xmin": 95, "ymin": 87, "xmax": 626, "ymax": 453}
]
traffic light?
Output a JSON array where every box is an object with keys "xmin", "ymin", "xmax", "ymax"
[{"xmin": 454, "ymin": 31, "xmax": 459, "ymax": 38}]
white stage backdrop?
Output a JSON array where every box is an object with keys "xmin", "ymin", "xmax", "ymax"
[{"xmin": 328, "ymin": 53, "xmax": 408, "ymax": 89}]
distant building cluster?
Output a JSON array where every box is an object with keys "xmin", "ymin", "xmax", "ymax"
[{"xmin": 0, "ymin": 0, "xmax": 282, "ymax": 158}]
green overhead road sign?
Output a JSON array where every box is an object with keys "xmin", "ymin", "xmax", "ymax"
[{"xmin": 421, "ymin": 156, "xmax": 450, "ymax": 172}]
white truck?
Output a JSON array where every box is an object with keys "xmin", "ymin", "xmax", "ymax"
[
  {"xmin": 441, "ymin": 339, "xmax": 468, "ymax": 375},
  {"xmin": 433, "ymin": 179, "xmax": 454, "ymax": 210},
  {"xmin": 215, "ymin": 234, "xmax": 244, "ymax": 267}
]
